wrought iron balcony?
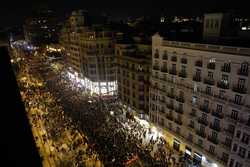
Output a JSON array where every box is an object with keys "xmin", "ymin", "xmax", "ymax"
[
  {"xmin": 154, "ymin": 53, "xmax": 159, "ymax": 59},
  {"xmin": 169, "ymin": 69, "xmax": 177, "ymax": 75},
  {"xmin": 176, "ymin": 96, "xmax": 185, "ymax": 103},
  {"xmin": 198, "ymin": 117, "xmax": 208, "ymax": 126},
  {"xmin": 181, "ymin": 58, "xmax": 187, "ymax": 64},
  {"xmin": 195, "ymin": 60, "xmax": 203, "ymax": 67},
  {"xmin": 171, "ymin": 56, "xmax": 177, "ymax": 62},
  {"xmin": 162, "ymin": 55, "xmax": 168, "ymax": 60},
  {"xmin": 232, "ymin": 85, "xmax": 247, "ymax": 94},
  {"xmin": 211, "ymin": 110, "xmax": 224, "ymax": 119},
  {"xmin": 153, "ymin": 65, "xmax": 160, "ymax": 71},
  {"xmin": 178, "ymin": 71, "xmax": 187, "ymax": 78},
  {"xmin": 160, "ymin": 67, "xmax": 168, "ymax": 73},
  {"xmin": 209, "ymin": 123, "xmax": 221, "ymax": 132},
  {"xmin": 217, "ymin": 81, "xmax": 229, "ymax": 89},
  {"xmin": 166, "ymin": 104, "xmax": 174, "ymax": 110},
  {"xmin": 193, "ymin": 75, "xmax": 202, "ymax": 82},
  {"xmin": 204, "ymin": 78, "xmax": 215, "ymax": 85},
  {"xmin": 166, "ymin": 114, "xmax": 173, "ymax": 121},
  {"xmin": 167, "ymin": 93, "xmax": 175, "ymax": 99},
  {"xmin": 207, "ymin": 135, "xmax": 219, "ymax": 145},
  {"xmin": 207, "ymin": 63, "xmax": 216, "ymax": 70},
  {"xmin": 237, "ymin": 69, "xmax": 248, "ymax": 76},
  {"xmin": 196, "ymin": 130, "xmax": 206, "ymax": 138},
  {"xmin": 174, "ymin": 119, "xmax": 183, "ymax": 125},
  {"xmin": 199, "ymin": 105, "xmax": 210, "ymax": 113},
  {"xmin": 175, "ymin": 107, "xmax": 184, "ymax": 114},
  {"xmin": 228, "ymin": 99, "xmax": 244, "ymax": 106},
  {"xmin": 221, "ymin": 66, "xmax": 231, "ymax": 73}
]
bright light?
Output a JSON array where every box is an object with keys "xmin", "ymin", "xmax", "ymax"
[{"xmin": 212, "ymin": 163, "xmax": 218, "ymax": 167}]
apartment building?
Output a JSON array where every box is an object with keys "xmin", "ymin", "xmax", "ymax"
[
  {"xmin": 60, "ymin": 10, "xmax": 116, "ymax": 95},
  {"xmin": 150, "ymin": 33, "xmax": 250, "ymax": 167},
  {"xmin": 116, "ymin": 37, "xmax": 151, "ymax": 118}
]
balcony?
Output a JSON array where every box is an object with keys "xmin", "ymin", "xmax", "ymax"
[
  {"xmin": 166, "ymin": 104, "xmax": 174, "ymax": 110},
  {"xmin": 217, "ymin": 81, "xmax": 229, "ymax": 89},
  {"xmin": 165, "ymin": 114, "xmax": 173, "ymax": 121},
  {"xmin": 187, "ymin": 123, "xmax": 195, "ymax": 129},
  {"xmin": 199, "ymin": 105, "xmax": 210, "ymax": 113},
  {"xmin": 160, "ymin": 67, "xmax": 168, "ymax": 73},
  {"xmin": 167, "ymin": 93, "xmax": 175, "ymax": 99},
  {"xmin": 209, "ymin": 123, "xmax": 221, "ymax": 132},
  {"xmin": 174, "ymin": 119, "xmax": 183, "ymax": 125},
  {"xmin": 223, "ymin": 128, "xmax": 235, "ymax": 138},
  {"xmin": 196, "ymin": 130, "xmax": 206, "ymax": 138},
  {"xmin": 176, "ymin": 96, "xmax": 185, "ymax": 103},
  {"xmin": 237, "ymin": 69, "xmax": 248, "ymax": 76},
  {"xmin": 213, "ymin": 94, "xmax": 227, "ymax": 102},
  {"xmin": 198, "ymin": 117, "xmax": 208, "ymax": 126},
  {"xmin": 220, "ymin": 141, "xmax": 232, "ymax": 151},
  {"xmin": 221, "ymin": 66, "xmax": 231, "ymax": 73},
  {"xmin": 162, "ymin": 55, "xmax": 168, "ymax": 60},
  {"xmin": 195, "ymin": 60, "xmax": 203, "ymax": 67},
  {"xmin": 153, "ymin": 65, "xmax": 160, "ymax": 71},
  {"xmin": 171, "ymin": 56, "xmax": 177, "ymax": 62},
  {"xmin": 204, "ymin": 78, "xmax": 215, "ymax": 85},
  {"xmin": 207, "ymin": 135, "xmax": 219, "ymax": 145},
  {"xmin": 232, "ymin": 85, "xmax": 247, "ymax": 94},
  {"xmin": 181, "ymin": 58, "xmax": 187, "ymax": 64},
  {"xmin": 189, "ymin": 112, "xmax": 196, "ymax": 118},
  {"xmin": 193, "ymin": 75, "xmax": 202, "ymax": 82},
  {"xmin": 175, "ymin": 107, "xmax": 184, "ymax": 114},
  {"xmin": 169, "ymin": 69, "xmax": 177, "ymax": 75},
  {"xmin": 228, "ymin": 99, "xmax": 244, "ymax": 106},
  {"xmin": 178, "ymin": 71, "xmax": 187, "ymax": 78},
  {"xmin": 211, "ymin": 110, "xmax": 224, "ymax": 119},
  {"xmin": 207, "ymin": 63, "xmax": 216, "ymax": 70},
  {"xmin": 154, "ymin": 53, "xmax": 159, "ymax": 59}
]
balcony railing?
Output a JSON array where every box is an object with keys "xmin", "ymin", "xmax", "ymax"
[
  {"xmin": 178, "ymin": 71, "xmax": 187, "ymax": 78},
  {"xmin": 207, "ymin": 63, "xmax": 216, "ymax": 70},
  {"xmin": 195, "ymin": 60, "xmax": 203, "ymax": 67},
  {"xmin": 160, "ymin": 67, "xmax": 168, "ymax": 73},
  {"xmin": 204, "ymin": 78, "xmax": 215, "ymax": 85},
  {"xmin": 232, "ymin": 85, "xmax": 247, "ymax": 94},
  {"xmin": 181, "ymin": 58, "xmax": 187, "ymax": 64},
  {"xmin": 162, "ymin": 55, "xmax": 168, "ymax": 60},
  {"xmin": 199, "ymin": 105, "xmax": 210, "ymax": 113},
  {"xmin": 193, "ymin": 75, "xmax": 202, "ymax": 82},
  {"xmin": 166, "ymin": 114, "xmax": 173, "ymax": 121},
  {"xmin": 237, "ymin": 69, "xmax": 248, "ymax": 76},
  {"xmin": 221, "ymin": 66, "xmax": 231, "ymax": 73},
  {"xmin": 198, "ymin": 117, "xmax": 208, "ymax": 126},
  {"xmin": 207, "ymin": 135, "xmax": 219, "ymax": 145},
  {"xmin": 167, "ymin": 93, "xmax": 175, "ymax": 99},
  {"xmin": 223, "ymin": 128, "xmax": 235, "ymax": 137},
  {"xmin": 196, "ymin": 130, "xmax": 206, "ymax": 138},
  {"xmin": 175, "ymin": 107, "xmax": 184, "ymax": 114},
  {"xmin": 220, "ymin": 141, "xmax": 232, "ymax": 150},
  {"xmin": 188, "ymin": 124, "xmax": 194, "ymax": 129},
  {"xmin": 171, "ymin": 56, "xmax": 177, "ymax": 62},
  {"xmin": 176, "ymin": 96, "xmax": 185, "ymax": 103},
  {"xmin": 189, "ymin": 112, "xmax": 196, "ymax": 117},
  {"xmin": 153, "ymin": 65, "xmax": 160, "ymax": 70},
  {"xmin": 228, "ymin": 99, "xmax": 244, "ymax": 106},
  {"xmin": 213, "ymin": 94, "xmax": 227, "ymax": 102},
  {"xmin": 211, "ymin": 110, "xmax": 224, "ymax": 119},
  {"xmin": 174, "ymin": 119, "xmax": 183, "ymax": 125},
  {"xmin": 166, "ymin": 104, "xmax": 174, "ymax": 110},
  {"xmin": 154, "ymin": 53, "xmax": 159, "ymax": 59},
  {"xmin": 169, "ymin": 69, "xmax": 177, "ymax": 75},
  {"xmin": 209, "ymin": 123, "xmax": 221, "ymax": 132},
  {"xmin": 217, "ymin": 81, "xmax": 229, "ymax": 89}
]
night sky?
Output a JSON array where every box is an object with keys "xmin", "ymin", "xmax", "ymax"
[{"xmin": 0, "ymin": 0, "xmax": 249, "ymax": 27}]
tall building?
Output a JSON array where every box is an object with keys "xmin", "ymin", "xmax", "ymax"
[
  {"xmin": 150, "ymin": 33, "xmax": 250, "ymax": 167},
  {"xmin": 60, "ymin": 10, "xmax": 116, "ymax": 95},
  {"xmin": 116, "ymin": 37, "xmax": 151, "ymax": 118},
  {"xmin": 24, "ymin": 9, "xmax": 60, "ymax": 46}
]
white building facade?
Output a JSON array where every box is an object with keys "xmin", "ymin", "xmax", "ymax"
[{"xmin": 150, "ymin": 33, "xmax": 250, "ymax": 167}]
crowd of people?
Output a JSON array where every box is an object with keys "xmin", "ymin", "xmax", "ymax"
[
  {"xmin": 13, "ymin": 49, "xmax": 102, "ymax": 167},
  {"xmin": 12, "ymin": 46, "xmax": 189, "ymax": 167}
]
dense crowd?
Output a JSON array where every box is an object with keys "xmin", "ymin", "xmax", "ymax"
[{"xmin": 12, "ymin": 46, "xmax": 189, "ymax": 167}]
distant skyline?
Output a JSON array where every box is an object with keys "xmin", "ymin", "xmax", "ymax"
[{"xmin": 0, "ymin": 0, "xmax": 250, "ymax": 27}]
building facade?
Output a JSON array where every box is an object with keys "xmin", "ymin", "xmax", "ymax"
[
  {"xmin": 60, "ymin": 10, "xmax": 116, "ymax": 95},
  {"xmin": 150, "ymin": 33, "xmax": 250, "ymax": 167},
  {"xmin": 116, "ymin": 38, "xmax": 151, "ymax": 117}
]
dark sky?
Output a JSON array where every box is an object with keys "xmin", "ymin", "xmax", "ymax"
[{"xmin": 0, "ymin": 0, "xmax": 249, "ymax": 27}]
